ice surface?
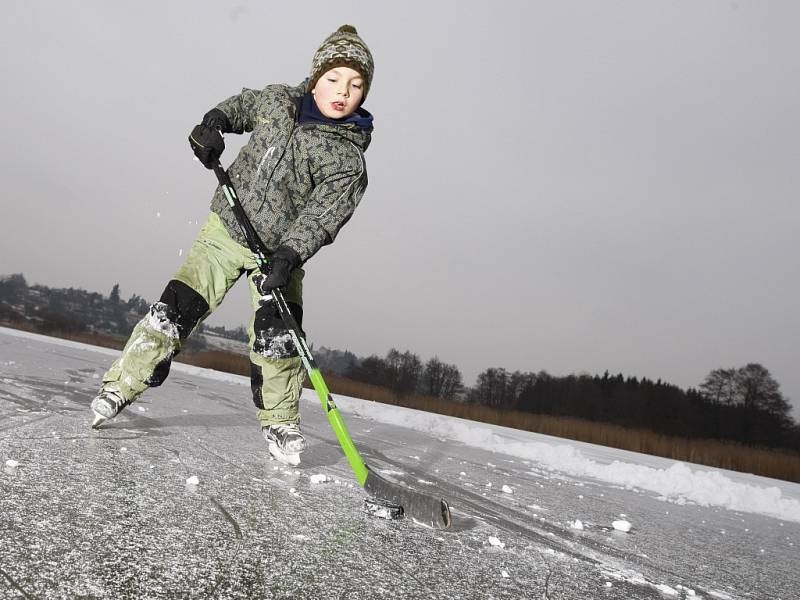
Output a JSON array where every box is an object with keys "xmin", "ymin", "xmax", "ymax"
[{"xmin": 1, "ymin": 327, "xmax": 799, "ymax": 599}]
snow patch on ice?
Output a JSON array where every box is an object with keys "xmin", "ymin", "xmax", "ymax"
[
  {"xmin": 501, "ymin": 485, "xmax": 513, "ymax": 494},
  {"xmin": 5, "ymin": 459, "xmax": 20, "ymax": 469},
  {"xmin": 186, "ymin": 475, "xmax": 199, "ymax": 486},
  {"xmin": 310, "ymin": 474, "xmax": 328, "ymax": 484},
  {"xmin": 569, "ymin": 520, "xmax": 584, "ymax": 530},
  {"xmin": 612, "ymin": 519, "xmax": 632, "ymax": 532},
  {"xmin": 488, "ymin": 536, "xmax": 505, "ymax": 549}
]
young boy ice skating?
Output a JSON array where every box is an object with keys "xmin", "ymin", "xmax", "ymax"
[{"xmin": 90, "ymin": 25, "xmax": 374, "ymax": 465}]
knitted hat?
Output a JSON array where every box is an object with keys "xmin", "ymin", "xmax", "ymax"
[{"xmin": 309, "ymin": 25, "xmax": 374, "ymax": 100}]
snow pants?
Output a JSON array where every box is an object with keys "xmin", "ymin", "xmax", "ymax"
[{"xmin": 99, "ymin": 211, "xmax": 306, "ymax": 426}]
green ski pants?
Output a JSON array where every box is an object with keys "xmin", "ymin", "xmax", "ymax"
[{"xmin": 100, "ymin": 212, "xmax": 306, "ymax": 426}]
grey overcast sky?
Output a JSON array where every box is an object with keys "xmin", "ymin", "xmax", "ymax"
[{"xmin": 1, "ymin": 1, "xmax": 798, "ymax": 415}]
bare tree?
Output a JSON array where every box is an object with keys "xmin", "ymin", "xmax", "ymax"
[
  {"xmin": 700, "ymin": 363, "xmax": 790, "ymax": 419},
  {"xmin": 699, "ymin": 368, "xmax": 739, "ymax": 405}
]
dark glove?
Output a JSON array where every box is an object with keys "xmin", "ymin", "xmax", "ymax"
[
  {"xmin": 255, "ymin": 246, "xmax": 302, "ymax": 295},
  {"xmin": 188, "ymin": 109, "xmax": 230, "ymax": 169}
]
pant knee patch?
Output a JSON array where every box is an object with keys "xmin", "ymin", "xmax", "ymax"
[
  {"xmin": 159, "ymin": 279, "xmax": 210, "ymax": 340},
  {"xmin": 146, "ymin": 357, "xmax": 172, "ymax": 387},
  {"xmin": 250, "ymin": 361, "xmax": 264, "ymax": 409},
  {"xmin": 252, "ymin": 301, "xmax": 304, "ymax": 359}
]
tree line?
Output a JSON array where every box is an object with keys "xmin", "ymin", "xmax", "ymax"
[{"xmin": 320, "ymin": 346, "xmax": 798, "ymax": 452}]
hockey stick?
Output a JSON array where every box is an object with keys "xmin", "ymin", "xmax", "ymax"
[{"xmin": 211, "ymin": 163, "xmax": 451, "ymax": 529}]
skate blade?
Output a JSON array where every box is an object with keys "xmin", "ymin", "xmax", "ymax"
[
  {"xmin": 268, "ymin": 443, "xmax": 301, "ymax": 466},
  {"xmin": 91, "ymin": 411, "xmax": 108, "ymax": 429}
]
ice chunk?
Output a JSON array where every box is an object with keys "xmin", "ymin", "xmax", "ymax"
[
  {"xmin": 310, "ymin": 474, "xmax": 328, "ymax": 484},
  {"xmin": 612, "ymin": 519, "xmax": 632, "ymax": 532},
  {"xmin": 186, "ymin": 475, "xmax": 200, "ymax": 486},
  {"xmin": 501, "ymin": 570, "xmax": 510, "ymax": 578},
  {"xmin": 488, "ymin": 536, "xmax": 505, "ymax": 549},
  {"xmin": 5, "ymin": 459, "xmax": 20, "ymax": 468},
  {"xmin": 501, "ymin": 485, "xmax": 513, "ymax": 494},
  {"xmin": 570, "ymin": 520, "xmax": 584, "ymax": 530}
]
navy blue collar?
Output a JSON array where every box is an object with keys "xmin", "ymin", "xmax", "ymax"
[{"xmin": 298, "ymin": 92, "xmax": 374, "ymax": 130}]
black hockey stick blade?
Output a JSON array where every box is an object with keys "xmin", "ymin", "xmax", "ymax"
[{"xmin": 364, "ymin": 467, "xmax": 451, "ymax": 529}]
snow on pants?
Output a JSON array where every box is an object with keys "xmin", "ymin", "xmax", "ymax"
[{"xmin": 100, "ymin": 211, "xmax": 306, "ymax": 426}]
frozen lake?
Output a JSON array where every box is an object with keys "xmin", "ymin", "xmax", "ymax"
[{"xmin": 1, "ymin": 327, "xmax": 798, "ymax": 599}]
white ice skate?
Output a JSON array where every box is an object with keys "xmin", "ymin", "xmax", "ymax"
[
  {"xmin": 90, "ymin": 390, "xmax": 129, "ymax": 429},
  {"xmin": 262, "ymin": 424, "xmax": 306, "ymax": 466}
]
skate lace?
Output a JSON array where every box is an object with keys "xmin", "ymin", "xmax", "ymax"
[
  {"xmin": 272, "ymin": 424, "xmax": 302, "ymax": 438},
  {"xmin": 102, "ymin": 391, "xmax": 127, "ymax": 409}
]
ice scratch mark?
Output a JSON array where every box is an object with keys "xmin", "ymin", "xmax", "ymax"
[
  {"xmin": 542, "ymin": 564, "xmax": 554, "ymax": 600},
  {"xmin": 208, "ymin": 496, "xmax": 243, "ymax": 539},
  {"xmin": 0, "ymin": 565, "xmax": 36, "ymax": 599}
]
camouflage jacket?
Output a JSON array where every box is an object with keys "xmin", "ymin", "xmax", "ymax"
[{"xmin": 209, "ymin": 82, "xmax": 372, "ymax": 263}]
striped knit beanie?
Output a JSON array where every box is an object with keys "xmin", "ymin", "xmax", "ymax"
[{"xmin": 309, "ymin": 25, "xmax": 374, "ymax": 100}]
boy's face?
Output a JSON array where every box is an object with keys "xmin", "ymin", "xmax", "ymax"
[{"xmin": 311, "ymin": 67, "xmax": 365, "ymax": 119}]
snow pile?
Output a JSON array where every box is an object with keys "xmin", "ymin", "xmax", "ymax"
[
  {"xmin": 186, "ymin": 475, "xmax": 199, "ymax": 486},
  {"xmin": 324, "ymin": 392, "xmax": 800, "ymax": 524},
  {"xmin": 309, "ymin": 474, "xmax": 328, "ymax": 484}
]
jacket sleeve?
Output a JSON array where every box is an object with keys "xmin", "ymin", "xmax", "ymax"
[
  {"xmin": 279, "ymin": 145, "xmax": 368, "ymax": 263},
  {"xmin": 213, "ymin": 88, "xmax": 263, "ymax": 134}
]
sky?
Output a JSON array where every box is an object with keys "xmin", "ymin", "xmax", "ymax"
[{"xmin": 1, "ymin": 1, "xmax": 798, "ymax": 416}]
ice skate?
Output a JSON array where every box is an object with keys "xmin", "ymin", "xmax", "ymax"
[
  {"xmin": 90, "ymin": 390, "xmax": 129, "ymax": 429},
  {"xmin": 262, "ymin": 423, "xmax": 306, "ymax": 466}
]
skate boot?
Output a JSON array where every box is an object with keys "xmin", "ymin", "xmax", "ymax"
[
  {"xmin": 262, "ymin": 423, "xmax": 306, "ymax": 466},
  {"xmin": 90, "ymin": 390, "xmax": 130, "ymax": 429}
]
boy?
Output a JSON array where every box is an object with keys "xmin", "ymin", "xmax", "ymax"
[{"xmin": 90, "ymin": 25, "xmax": 374, "ymax": 465}]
